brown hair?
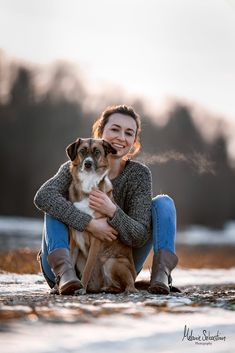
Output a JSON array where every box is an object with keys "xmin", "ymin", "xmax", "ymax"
[{"xmin": 92, "ymin": 105, "xmax": 141, "ymax": 158}]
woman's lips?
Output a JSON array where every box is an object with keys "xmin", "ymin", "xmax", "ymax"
[{"xmin": 112, "ymin": 143, "xmax": 125, "ymax": 149}]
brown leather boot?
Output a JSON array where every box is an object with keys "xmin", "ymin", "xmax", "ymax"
[
  {"xmin": 148, "ymin": 249, "xmax": 178, "ymax": 295},
  {"xmin": 47, "ymin": 248, "xmax": 83, "ymax": 295}
]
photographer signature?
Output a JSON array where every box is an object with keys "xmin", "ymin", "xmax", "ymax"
[{"xmin": 182, "ymin": 325, "xmax": 226, "ymax": 343}]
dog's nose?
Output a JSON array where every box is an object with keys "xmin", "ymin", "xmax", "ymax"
[{"xmin": 84, "ymin": 160, "xmax": 92, "ymax": 169}]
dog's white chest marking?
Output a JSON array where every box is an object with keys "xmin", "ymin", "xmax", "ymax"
[
  {"xmin": 74, "ymin": 198, "xmax": 94, "ymax": 217},
  {"xmin": 78, "ymin": 170, "xmax": 107, "ymax": 194},
  {"xmin": 73, "ymin": 172, "xmax": 111, "ymax": 218},
  {"xmin": 71, "ymin": 168, "xmax": 111, "ymax": 258},
  {"xmin": 73, "ymin": 170, "xmax": 108, "ymax": 217}
]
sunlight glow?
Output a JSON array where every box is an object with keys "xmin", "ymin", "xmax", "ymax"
[{"xmin": 0, "ymin": 0, "xmax": 235, "ymax": 121}]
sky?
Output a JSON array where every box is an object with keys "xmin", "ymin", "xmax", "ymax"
[{"xmin": 0, "ymin": 0, "xmax": 235, "ymax": 123}]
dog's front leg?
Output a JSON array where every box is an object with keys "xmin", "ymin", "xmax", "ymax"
[
  {"xmin": 81, "ymin": 236, "xmax": 102, "ymax": 291},
  {"xmin": 69, "ymin": 229, "xmax": 78, "ymax": 266}
]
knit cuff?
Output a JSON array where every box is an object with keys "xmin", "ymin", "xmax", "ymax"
[
  {"xmin": 107, "ymin": 204, "xmax": 150, "ymax": 248},
  {"xmin": 61, "ymin": 204, "xmax": 93, "ymax": 232},
  {"xmin": 107, "ymin": 205, "xmax": 124, "ymax": 229},
  {"xmin": 73, "ymin": 212, "xmax": 93, "ymax": 232}
]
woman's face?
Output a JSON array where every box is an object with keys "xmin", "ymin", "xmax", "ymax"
[{"xmin": 102, "ymin": 113, "xmax": 137, "ymax": 158}]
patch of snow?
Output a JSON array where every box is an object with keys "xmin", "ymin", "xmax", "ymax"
[{"xmin": 177, "ymin": 222, "xmax": 235, "ymax": 245}]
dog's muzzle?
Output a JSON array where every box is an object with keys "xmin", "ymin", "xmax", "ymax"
[
  {"xmin": 82, "ymin": 157, "xmax": 94, "ymax": 171},
  {"xmin": 84, "ymin": 160, "xmax": 92, "ymax": 169}
]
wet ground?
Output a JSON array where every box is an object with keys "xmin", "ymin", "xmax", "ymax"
[
  {"xmin": 0, "ymin": 269, "xmax": 235, "ymax": 353},
  {"xmin": 0, "ymin": 219, "xmax": 235, "ymax": 352}
]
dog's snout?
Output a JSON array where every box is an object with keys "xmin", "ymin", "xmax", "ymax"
[{"xmin": 84, "ymin": 160, "xmax": 92, "ymax": 169}]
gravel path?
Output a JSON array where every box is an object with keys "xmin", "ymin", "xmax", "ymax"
[{"xmin": 0, "ymin": 270, "xmax": 235, "ymax": 353}]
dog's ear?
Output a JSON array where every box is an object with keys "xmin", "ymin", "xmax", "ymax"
[
  {"xmin": 102, "ymin": 140, "xmax": 117, "ymax": 155},
  {"xmin": 66, "ymin": 138, "xmax": 81, "ymax": 161}
]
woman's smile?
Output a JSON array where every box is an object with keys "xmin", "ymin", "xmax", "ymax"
[
  {"xmin": 102, "ymin": 113, "xmax": 137, "ymax": 158},
  {"xmin": 112, "ymin": 142, "xmax": 125, "ymax": 149}
]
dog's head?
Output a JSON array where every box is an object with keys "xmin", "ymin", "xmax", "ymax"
[{"xmin": 66, "ymin": 138, "xmax": 117, "ymax": 173}]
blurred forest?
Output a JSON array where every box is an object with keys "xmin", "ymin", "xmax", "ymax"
[{"xmin": 1, "ymin": 53, "xmax": 235, "ymax": 229}]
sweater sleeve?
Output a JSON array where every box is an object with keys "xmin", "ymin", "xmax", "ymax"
[
  {"xmin": 34, "ymin": 162, "xmax": 92, "ymax": 231},
  {"xmin": 107, "ymin": 165, "xmax": 152, "ymax": 248}
]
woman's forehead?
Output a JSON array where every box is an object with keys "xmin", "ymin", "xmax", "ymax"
[{"xmin": 106, "ymin": 113, "xmax": 137, "ymax": 131}]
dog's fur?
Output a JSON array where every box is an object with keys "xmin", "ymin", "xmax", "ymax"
[{"xmin": 66, "ymin": 138, "xmax": 137, "ymax": 293}]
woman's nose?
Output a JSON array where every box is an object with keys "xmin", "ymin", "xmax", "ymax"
[{"xmin": 117, "ymin": 130, "xmax": 125, "ymax": 141}]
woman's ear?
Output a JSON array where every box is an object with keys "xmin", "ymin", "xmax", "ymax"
[
  {"xmin": 102, "ymin": 140, "xmax": 117, "ymax": 155},
  {"xmin": 66, "ymin": 138, "xmax": 81, "ymax": 161}
]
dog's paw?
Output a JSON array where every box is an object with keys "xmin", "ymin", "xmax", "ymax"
[
  {"xmin": 74, "ymin": 288, "xmax": 87, "ymax": 295},
  {"xmin": 124, "ymin": 287, "xmax": 138, "ymax": 294}
]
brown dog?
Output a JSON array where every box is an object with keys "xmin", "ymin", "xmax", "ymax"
[{"xmin": 66, "ymin": 138, "xmax": 137, "ymax": 293}]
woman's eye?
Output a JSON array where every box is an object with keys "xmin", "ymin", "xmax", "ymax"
[
  {"xmin": 126, "ymin": 132, "xmax": 134, "ymax": 137},
  {"xmin": 111, "ymin": 128, "xmax": 118, "ymax": 132}
]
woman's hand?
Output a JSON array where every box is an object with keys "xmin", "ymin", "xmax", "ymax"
[
  {"xmin": 89, "ymin": 188, "xmax": 117, "ymax": 218},
  {"xmin": 85, "ymin": 218, "xmax": 118, "ymax": 242}
]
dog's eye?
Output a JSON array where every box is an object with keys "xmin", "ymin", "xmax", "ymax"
[
  {"xmin": 79, "ymin": 148, "xmax": 87, "ymax": 156},
  {"xmin": 93, "ymin": 149, "xmax": 101, "ymax": 157}
]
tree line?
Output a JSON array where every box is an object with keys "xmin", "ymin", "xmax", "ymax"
[{"xmin": 0, "ymin": 58, "xmax": 235, "ymax": 229}]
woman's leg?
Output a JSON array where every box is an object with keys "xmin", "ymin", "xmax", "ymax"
[
  {"xmin": 149, "ymin": 194, "xmax": 178, "ymax": 294},
  {"xmin": 44, "ymin": 213, "xmax": 70, "ymax": 253},
  {"xmin": 132, "ymin": 194, "xmax": 177, "ymax": 274},
  {"xmin": 39, "ymin": 214, "xmax": 82, "ymax": 294},
  {"xmin": 152, "ymin": 194, "xmax": 176, "ymax": 253},
  {"xmin": 132, "ymin": 235, "xmax": 153, "ymax": 274},
  {"xmin": 39, "ymin": 213, "xmax": 70, "ymax": 287},
  {"xmin": 40, "ymin": 234, "xmax": 56, "ymax": 288}
]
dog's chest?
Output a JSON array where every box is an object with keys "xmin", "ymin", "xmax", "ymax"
[
  {"xmin": 79, "ymin": 171, "xmax": 105, "ymax": 194},
  {"xmin": 74, "ymin": 198, "xmax": 95, "ymax": 217},
  {"xmin": 71, "ymin": 172, "xmax": 111, "ymax": 217}
]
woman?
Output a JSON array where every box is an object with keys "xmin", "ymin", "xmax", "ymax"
[{"xmin": 34, "ymin": 105, "xmax": 178, "ymax": 295}]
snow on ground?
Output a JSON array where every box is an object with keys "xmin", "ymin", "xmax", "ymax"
[
  {"xmin": 1, "ymin": 308, "xmax": 234, "ymax": 353},
  {"xmin": 1, "ymin": 267, "xmax": 235, "ymax": 295},
  {"xmin": 0, "ymin": 269, "xmax": 235, "ymax": 353},
  {"xmin": 1, "ymin": 216, "xmax": 235, "ymax": 250},
  {"xmin": 0, "ymin": 217, "xmax": 235, "ymax": 352}
]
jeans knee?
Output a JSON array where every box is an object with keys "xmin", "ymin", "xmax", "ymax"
[{"xmin": 152, "ymin": 194, "xmax": 176, "ymax": 214}]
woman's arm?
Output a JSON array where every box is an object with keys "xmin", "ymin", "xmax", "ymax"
[
  {"xmin": 108, "ymin": 166, "xmax": 153, "ymax": 248},
  {"xmin": 34, "ymin": 162, "xmax": 92, "ymax": 232}
]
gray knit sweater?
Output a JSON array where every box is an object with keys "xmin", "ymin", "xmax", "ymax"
[{"xmin": 34, "ymin": 160, "xmax": 153, "ymax": 248}]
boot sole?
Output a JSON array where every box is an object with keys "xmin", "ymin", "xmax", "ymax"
[
  {"xmin": 148, "ymin": 282, "xmax": 170, "ymax": 295},
  {"xmin": 60, "ymin": 281, "xmax": 83, "ymax": 295}
]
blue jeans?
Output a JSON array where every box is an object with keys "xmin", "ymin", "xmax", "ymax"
[{"xmin": 40, "ymin": 194, "xmax": 177, "ymax": 286}]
